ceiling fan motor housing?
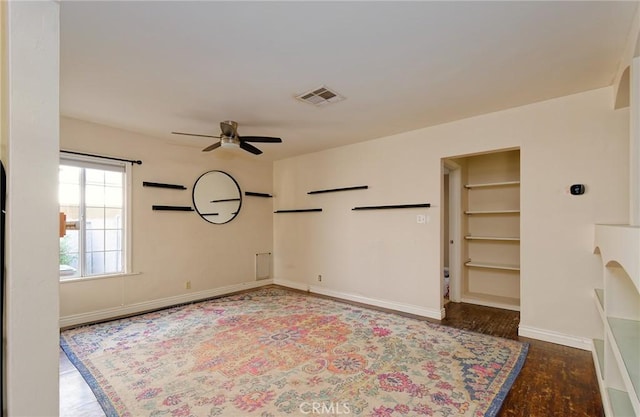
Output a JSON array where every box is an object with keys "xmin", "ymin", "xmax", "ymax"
[{"xmin": 220, "ymin": 120, "xmax": 238, "ymax": 138}]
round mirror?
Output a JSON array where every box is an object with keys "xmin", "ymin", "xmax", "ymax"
[{"xmin": 192, "ymin": 170, "xmax": 242, "ymax": 224}]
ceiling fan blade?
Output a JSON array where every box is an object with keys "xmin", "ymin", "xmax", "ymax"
[
  {"xmin": 240, "ymin": 136, "xmax": 282, "ymax": 143},
  {"xmin": 172, "ymin": 131, "xmax": 221, "ymax": 139},
  {"xmin": 202, "ymin": 142, "xmax": 222, "ymax": 152},
  {"xmin": 239, "ymin": 141, "xmax": 263, "ymax": 155}
]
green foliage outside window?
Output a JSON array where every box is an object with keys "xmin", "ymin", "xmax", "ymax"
[{"xmin": 59, "ymin": 237, "xmax": 73, "ymax": 265}]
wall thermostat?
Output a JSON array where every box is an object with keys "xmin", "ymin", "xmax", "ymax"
[{"xmin": 570, "ymin": 184, "xmax": 585, "ymax": 195}]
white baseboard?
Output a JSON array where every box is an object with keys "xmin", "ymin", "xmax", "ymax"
[
  {"xmin": 272, "ymin": 278, "xmax": 310, "ymax": 292},
  {"xmin": 518, "ymin": 325, "xmax": 592, "ymax": 350},
  {"xmin": 60, "ymin": 279, "xmax": 274, "ymax": 328},
  {"xmin": 309, "ymin": 286, "xmax": 443, "ymax": 320},
  {"xmin": 273, "ymin": 282, "xmax": 444, "ymax": 320}
]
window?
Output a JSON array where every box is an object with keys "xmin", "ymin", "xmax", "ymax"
[{"xmin": 59, "ymin": 156, "xmax": 128, "ymax": 280}]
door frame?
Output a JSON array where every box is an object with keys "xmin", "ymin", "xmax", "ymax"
[{"xmin": 443, "ymin": 159, "xmax": 462, "ymax": 303}]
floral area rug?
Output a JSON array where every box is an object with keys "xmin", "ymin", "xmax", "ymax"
[{"xmin": 60, "ymin": 288, "xmax": 528, "ymax": 417}]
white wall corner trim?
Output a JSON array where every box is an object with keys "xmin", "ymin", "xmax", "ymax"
[
  {"xmin": 60, "ymin": 279, "xmax": 273, "ymax": 328},
  {"xmin": 518, "ymin": 325, "xmax": 592, "ymax": 350}
]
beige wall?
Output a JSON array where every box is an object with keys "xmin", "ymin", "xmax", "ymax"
[
  {"xmin": 59, "ymin": 117, "xmax": 274, "ymax": 321},
  {"xmin": 274, "ymin": 87, "xmax": 628, "ymax": 346},
  {"xmin": 4, "ymin": 2, "xmax": 60, "ymax": 415},
  {"xmin": 61, "ymin": 86, "xmax": 628, "ymax": 347}
]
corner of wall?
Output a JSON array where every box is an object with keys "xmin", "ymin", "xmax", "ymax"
[{"xmin": 613, "ymin": 1, "xmax": 640, "ymax": 108}]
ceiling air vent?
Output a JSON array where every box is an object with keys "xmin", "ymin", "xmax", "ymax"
[{"xmin": 295, "ymin": 85, "xmax": 345, "ymax": 107}]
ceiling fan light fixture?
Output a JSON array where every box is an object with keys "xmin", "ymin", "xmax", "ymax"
[
  {"xmin": 220, "ymin": 136, "xmax": 239, "ymax": 148},
  {"xmin": 172, "ymin": 120, "xmax": 281, "ymax": 155}
]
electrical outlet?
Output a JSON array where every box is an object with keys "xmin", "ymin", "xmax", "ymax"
[
  {"xmin": 317, "ymin": 275, "xmax": 322, "ymax": 282},
  {"xmin": 417, "ymin": 214, "xmax": 426, "ymax": 224},
  {"xmin": 185, "ymin": 281, "xmax": 191, "ymax": 289}
]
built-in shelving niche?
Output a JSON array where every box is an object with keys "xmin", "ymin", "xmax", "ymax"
[
  {"xmin": 457, "ymin": 149, "xmax": 521, "ymax": 312},
  {"xmin": 593, "ymin": 224, "xmax": 640, "ymax": 417}
]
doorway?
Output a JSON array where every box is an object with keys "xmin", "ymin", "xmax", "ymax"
[
  {"xmin": 442, "ymin": 160, "xmax": 462, "ymax": 307},
  {"xmin": 443, "ymin": 150, "xmax": 521, "ymax": 311},
  {"xmin": 443, "ymin": 170, "xmax": 450, "ymax": 304}
]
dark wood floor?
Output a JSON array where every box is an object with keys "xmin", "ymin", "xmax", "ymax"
[
  {"xmin": 441, "ymin": 302, "xmax": 603, "ymax": 417},
  {"xmin": 60, "ymin": 291, "xmax": 603, "ymax": 417}
]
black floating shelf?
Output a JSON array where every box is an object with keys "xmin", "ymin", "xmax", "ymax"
[
  {"xmin": 245, "ymin": 191, "xmax": 273, "ymax": 198},
  {"xmin": 352, "ymin": 203, "xmax": 431, "ymax": 211},
  {"xmin": 152, "ymin": 205, "xmax": 194, "ymax": 211},
  {"xmin": 308, "ymin": 185, "xmax": 368, "ymax": 195},
  {"xmin": 143, "ymin": 181, "xmax": 187, "ymax": 190},
  {"xmin": 210, "ymin": 198, "xmax": 241, "ymax": 203},
  {"xmin": 274, "ymin": 208, "xmax": 323, "ymax": 213}
]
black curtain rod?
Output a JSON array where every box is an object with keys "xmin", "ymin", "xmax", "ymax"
[{"xmin": 61, "ymin": 150, "xmax": 142, "ymax": 165}]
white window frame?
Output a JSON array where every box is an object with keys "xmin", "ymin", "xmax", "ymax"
[{"xmin": 59, "ymin": 153, "xmax": 133, "ymax": 280}]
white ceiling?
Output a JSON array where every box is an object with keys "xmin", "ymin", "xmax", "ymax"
[{"xmin": 60, "ymin": 1, "xmax": 638, "ymax": 161}]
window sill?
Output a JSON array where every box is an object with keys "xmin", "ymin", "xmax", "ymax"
[{"xmin": 59, "ymin": 272, "xmax": 141, "ymax": 284}]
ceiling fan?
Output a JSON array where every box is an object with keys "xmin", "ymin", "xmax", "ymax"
[{"xmin": 172, "ymin": 121, "xmax": 282, "ymax": 155}]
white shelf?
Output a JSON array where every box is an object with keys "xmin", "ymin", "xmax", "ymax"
[
  {"xmin": 465, "ymin": 235, "xmax": 520, "ymax": 241},
  {"xmin": 592, "ymin": 338, "xmax": 611, "ymax": 416},
  {"xmin": 465, "ymin": 210, "xmax": 520, "ymax": 215},
  {"xmin": 464, "ymin": 180, "xmax": 520, "ymax": 189},
  {"xmin": 460, "ymin": 292, "xmax": 520, "ymax": 311},
  {"xmin": 593, "ymin": 224, "xmax": 640, "ymax": 416},
  {"xmin": 607, "ymin": 317, "xmax": 640, "ymax": 413},
  {"xmin": 593, "ymin": 338, "xmax": 605, "ymax": 378},
  {"xmin": 465, "ymin": 261, "xmax": 520, "ymax": 271},
  {"xmin": 608, "ymin": 388, "xmax": 635, "ymax": 417},
  {"xmin": 461, "ymin": 151, "xmax": 520, "ymax": 311}
]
